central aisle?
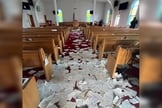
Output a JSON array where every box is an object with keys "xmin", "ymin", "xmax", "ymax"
[{"xmin": 38, "ymin": 30, "xmax": 138, "ymax": 108}]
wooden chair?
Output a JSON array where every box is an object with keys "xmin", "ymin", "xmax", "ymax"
[
  {"xmin": 23, "ymin": 77, "xmax": 40, "ymax": 108},
  {"xmin": 106, "ymin": 46, "xmax": 134, "ymax": 78},
  {"xmin": 23, "ymin": 48, "xmax": 53, "ymax": 81}
]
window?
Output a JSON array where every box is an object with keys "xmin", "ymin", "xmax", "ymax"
[
  {"xmin": 127, "ymin": 0, "xmax": 139, "ymax": 25},
  {"xmin": 57, "ymin": 9, "xmax": 63, "ymax": 22},
  {"xmin": 106, "ymin": 10, "xmax": 110, "ymax": 25},
  {"xmin": 86, "ymin": 10, "xmax": 92, "ymax": 22},
  {"xmin": 114, "ymin": 14, "xmax": 120, "ymax": 27},
  {"xmin": 156, "ymin": 1, "xmax": 162, "ymax": 21}
]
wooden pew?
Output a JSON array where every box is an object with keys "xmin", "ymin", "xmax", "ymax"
[
  {"xmin": 23, "ymin": 39, "xmax": 58, "ymax": 63},
  {"xmin": 140, "ymin": 54, "xmax": 162, "ymax": 87},
  {"xmin": 59, "ymin": 22, "xmax": 73, "ymax": 27},
  {"xmin": 23, "ymin": 34, "xmax": 63, "ymax": 54},
  {"xmin": 23, "ymin": 31, "xmax": 65, "ymax": 47},
  {"xmin": 106, "ymin": 46, "xmax": 136, "ymax": 78},
  {"xmin": 23, "ymin": 27, "xmax": 69, "ymax": 41},
  {"xmin": 23, "ymin": 27, "xmax": 66, "ymax": 35},
  {"xmin": 0, "ymin": 57, "xmax": 21, "ymax": 90},
  {"xmin": 23, "ymin": 48, "xmax": 53, "ymax": 81},
  {"xmin": 23, "ymin": 77, "xmax": 40, "ymax": 108},
  {"xmin": 98, "ymin": 39, "xmax": 139, "ymax": 60},
  {"xmin": 93, "ymin": 34, "xmax": 139, "ymax": 52},
  {"xmin": 0, "ymin": 29, "xmax": 21, "ymax": 58},
  {"xmin": 90, "ymin": 29, "xmax": 139, "ymax": 42},
  {"xmin": 41, "ymin": 27, "xmax": 70, "ymax": 40},
  {"xmin": 87, "ymin": 27, "xmax": 139, "ymax": 40},
  {"xmin": 59, "ymin": 22, "xmax": 90, "ymax": 27}
]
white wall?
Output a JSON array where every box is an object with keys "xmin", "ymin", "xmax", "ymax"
[
  {"xmin": 103, "ymin": 3, "xmax": 111, "ymax": 25},
  {"xmin": 23, "ymin": 0, "xmax": 32, "ymax": 28},
  {"xmin": 95, "ymin": 2, "xmax": 105, "ymax": 22},
  {"xmin": 112, "ymin": 0, "xmax": 133, "ymax": 27},
  {"xmin": 57, "ymin": 0, "xmax": 105, "ymax": 22},
  {"xmin": 41, "ymin": 0, "xmax": 56, "ymax": 24},
  {"xmin": 23, "ymin": 0, "xmax": 142, "ymax": 28},
  {"xmin": 102, "ymin": 0, "xmax": 137, "ymax": 27},
  {"xmin": 106, "ymin": 0, "xmax": 140, "ymax": 27},
  {"xmin": 35, "ymin": 0, "xmax": 100, "ymax": 23},
  {"xmin": 23, "ymin": 9, "xmax": 32, "ymax": 28},
  {"xmin": 23, "ymin": 0, "xmax": 107, "ymax": 27},
  {"xmin": 23, "ymin": 0, "xmax": 42, "ymax": 28},
  {"xmin": 35, "ymin": 0, "xmax": 46, "ymax": 24}
]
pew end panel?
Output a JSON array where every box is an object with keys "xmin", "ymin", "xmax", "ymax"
[
  {"xmin": 23, "ymin": 77, "xmax": 40, "ymax": 108},
  {"xmin": 23, "ymin": 48, "xmax": 53, "ymax": 81},
  {"xmin": 0, "ymin": 57, "xmax": 22, "ymax": 91},
  {"xmin": 106, "ymin": 46, "xmax": 134, "ymax": 78}
]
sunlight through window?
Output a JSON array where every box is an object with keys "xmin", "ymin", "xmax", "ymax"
[{"xmin": 127, "ymin": 0, "xmax": 139, "ymax": 25}]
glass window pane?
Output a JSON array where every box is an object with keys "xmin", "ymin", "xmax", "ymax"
[
  {"xmin": 114, "ymin": 15, "xmax": 120, "ymax": 26},
  {"xmin": 127, "ymin": 0, "xmax": 139, "ymax": 25},
  {"xmin": 106, "ymin": 10, "xmax": 110, "ymax": 24},
  {"xmin": 57, "ymin": 9, "xmax": 63, "ymax": 22},
  {"xmin": 86, "ymin": 10, "xmax": 92, "ymax": 22}
]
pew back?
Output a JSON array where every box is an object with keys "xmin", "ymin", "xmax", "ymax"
[{"xmin": 23, "ymin": 39, "xmax": 58, "ymax": 62}]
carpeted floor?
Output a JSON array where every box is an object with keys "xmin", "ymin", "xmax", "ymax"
[{"xmin": 22, "ymin": 30, "xmax": 139, "ymax": 108}]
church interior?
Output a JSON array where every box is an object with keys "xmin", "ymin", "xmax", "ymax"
[{"xmin": 0, "ymin": 0, "xmax": 162, "ymax": 108}]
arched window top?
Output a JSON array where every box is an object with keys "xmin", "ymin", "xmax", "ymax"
[{"xmin": 127, "ymin": 0, "xmax": 139, "ymax": 26}]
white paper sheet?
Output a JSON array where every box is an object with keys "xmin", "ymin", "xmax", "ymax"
[
  {"xmin": 129, "ymin": 97, "xmax": 139, "ymax": 104},
  {"xmin": 28, "ymin": 70, "xmax": 36, "ymax": 74},
  {"xmin": 119, "ymin": 100, "xmax": 135, "ymax": 108},
  {"xmin": 45, "ymin": 57, "xmax": 49, "ymax": 66},
  {"xmin": 51, "ymin": 29, "xmax": 57, "ymax": 31}
]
